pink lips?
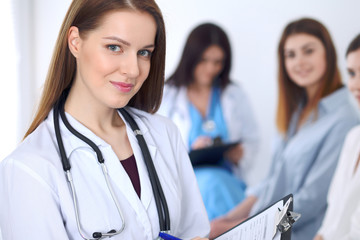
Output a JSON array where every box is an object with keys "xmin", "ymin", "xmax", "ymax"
[{"xmin": 110, "ymin": 81, "xmax": 134, "ymax": 93}]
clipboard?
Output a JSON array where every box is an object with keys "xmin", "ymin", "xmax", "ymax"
[
  {"xmin": 214, "ymin": 194, "xmax": 300, "ymax": 240},
  {"xmin": 188, "ymin": 141, "xmax": 240, "ymax": 167}
]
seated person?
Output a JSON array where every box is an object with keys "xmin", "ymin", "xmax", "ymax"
[
  {"xmin": 314, "ymin": 33, "xmax": 360, "ymax": 240},
  {"xmin": 158, "ymin": 23, "xmax": 259, "ymax": 220},
  {"xmin": 209, "ymin": 18, "xmax": 360, "ymax": 240}
]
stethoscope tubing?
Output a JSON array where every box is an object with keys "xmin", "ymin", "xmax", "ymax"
[
  {"xmin": 53, "ymin": 91, "xmax": 170, "ymax": 239},
  {"xmin": 119, "ymin": 108, "xmax": 170, "ymax": 231}
]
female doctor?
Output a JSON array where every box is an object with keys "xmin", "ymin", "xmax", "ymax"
[
  {"xmin": 158, "ymin": 23, "xmax": 259, "ymax": 221},
  {"xmin": 0, "ymin": 0, "xmax": 210, "ymax": 239}
]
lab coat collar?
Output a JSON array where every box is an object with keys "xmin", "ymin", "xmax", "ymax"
[
  {"xmin": 107, "ymin": 107, "xmax": 158, "ymax": 237},
  {"xmin": 48, "ymin": 107, "xmax": 158, "ymax": 237},
  {"xmin": 49, "ymin": 107, "xmax": 156, "ymax": 209},
  {"xmin": 47, "ymin": 109, "xmax": 109, "ymax": 159},
  {"xmin": 118, "ymin": 107, "xmax": 155, "ymax": 211}
]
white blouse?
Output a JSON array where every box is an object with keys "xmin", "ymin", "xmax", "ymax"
[{"xmin": 317, "ymin": 125, "xmax": 360, "ymax": 240}]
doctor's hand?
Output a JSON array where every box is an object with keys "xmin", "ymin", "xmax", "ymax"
[
  {"xmin": 191, "ymin": 237, "xmax": 209, "ymax": 240},
  {"xmin": 313, "ymin": 235, "xmax": 324, "ymax": 240},
  {"xmin": 224, "ymin": 143, "xmax": 243, "ymax": 165},
  {"xmin": 209, "ymin": 216, "xmax": 245, "ymax": 240},
  {"xmin": 191, "ymin": 136, "xmax": 213, "ymax": 150}
]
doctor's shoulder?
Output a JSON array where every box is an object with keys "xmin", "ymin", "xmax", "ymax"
[
  {"xmin": 0, "ymin": 117, "xmax": 64, "ymax": 182},
  {"xmin": 222, "ymin": 81, "xmax": 249, "ymax": 99}
]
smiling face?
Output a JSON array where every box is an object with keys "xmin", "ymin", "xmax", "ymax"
[
  {"xmin": 347, "ymin": 48, "xmax": 360, "ymax": 107},
  {"xmin": 284, "ymin": 33, "xmax": 327, "ymax": 99},
  {"xmin": 68, "ymin": 10, "xmax": 157, "ymax": 110},
  {"xmin": 193, "ymin": 45, "xmax": 225, "ymax": 87}
]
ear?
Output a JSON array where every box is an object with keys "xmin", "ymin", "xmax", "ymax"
[{"xmin": 68, "ymin": 26, "xmax": 81, "ymax": 58}]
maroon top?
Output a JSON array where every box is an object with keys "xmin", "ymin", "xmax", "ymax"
[{"xmin": 120, "ymin": 155, "xmax": 141, "ymax": 198}]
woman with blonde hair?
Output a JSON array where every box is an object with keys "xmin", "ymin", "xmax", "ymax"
[
  {"xmin": 210, "ymin": 18, "xmax": 360, "ymax": 240},
  {"xmin": 0, "ymin": 0, "xmax": 209, "ymax": 239}
]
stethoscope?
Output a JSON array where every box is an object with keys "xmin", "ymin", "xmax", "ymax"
[{"xmin": 53, "ymin": 91, "xmax": 170, "ymax": 239}]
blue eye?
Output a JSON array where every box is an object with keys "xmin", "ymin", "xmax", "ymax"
[
  {"xmin": 107, "ymin": 45, "xmax": 121, "ymax": 52},
  {"xmin": 138, "ymin": 49, "xmax": 152, "ymax": 58}
]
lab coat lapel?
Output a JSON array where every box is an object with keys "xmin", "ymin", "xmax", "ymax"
[
  {"xmin": 131, "ymin": 134, "xmax": 151, "ymax": 205},
  {"xmin": 126, "ymin": 121, "xmax": 156, "ymax": 211},
  {"xmin": 172, "ymin": 87, "xmax": 191, "ymax": 149}
]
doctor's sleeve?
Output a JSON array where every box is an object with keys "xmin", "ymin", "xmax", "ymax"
[
  {"xmin": 291, "ymin": 121, "xmax": 353, "ymax": 229},
  {"xmin": 0, "ymin": 158, "xmax": 70, "ymax": 240},
  {"xmin": 172, "ymin": 126, "xmax": 210, "ymax": 239}
]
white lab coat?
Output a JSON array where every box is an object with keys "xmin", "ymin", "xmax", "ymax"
[
  {"xmin": 158, "ymin": 83, "xmax": 259, "ymax": 182},
  {"xmin": 0, "ymin": 107, "xmax": 210, "ymax": 240}
]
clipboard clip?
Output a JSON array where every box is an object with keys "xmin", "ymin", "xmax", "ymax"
[{"xmin": 273, "ymin": 197, "xmax": 301, "ymax": 238}]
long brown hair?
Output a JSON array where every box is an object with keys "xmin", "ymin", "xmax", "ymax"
[
  {"xmin": 24, "ymin": 0, "xmax": 165, "ymax": 139},
  {"xmin": 276, "ymin": 18, "xmax": 342, "ymax": 134},
  {"xmin": 167, "ymin": 23, "xmax": 232, "ymax": 89}
]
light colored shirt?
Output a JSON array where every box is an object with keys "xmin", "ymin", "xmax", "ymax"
[
  {"xmin": 317, "ymin": 125, "xmax": 360, "ymax": 240},
  {"xmin": 247, "ymin": 87, "xmax": 360, "ymax": 240},
  {"xmin": 0, "ymin": 108, "xmax": 210, "ymax": 240},
  {"xmin": 158, "ymin": 82, "xmax": 259, "ymax": 182}
]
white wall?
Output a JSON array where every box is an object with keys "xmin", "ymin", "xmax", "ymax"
[
  {"xmin": 3, "ymin": 0, "xmax": 360, "ymax": 186},
  {"xmin": 155, "ymin": 0, "xmax": 360, "ymax": 185},
  {"xmin": 0, "ymin": 0, "xmax": 72, "ymax": 160}
]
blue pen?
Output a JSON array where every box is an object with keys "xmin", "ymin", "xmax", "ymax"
[{"xmin": 158, "ymin": 232, "xmax": 182, "ymax": 240}]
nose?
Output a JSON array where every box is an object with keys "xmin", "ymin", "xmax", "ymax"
[
  {"xmin": 204, "ymin": 60, "xmax": 220, "ymax": 74},
  {"xmin": 354, "ymin": 74, "xmax": 360, "ymax": 89},
  {"xmin": 120, "ymin": 53, "xmax": 140, "ymax": 78},
  {"xmin": 294, "ymin": 53, "xmax": 306, "ymax": 66}
]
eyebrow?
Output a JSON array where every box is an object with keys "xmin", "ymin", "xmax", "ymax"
[
  {"xmin": 284, "ymin": 41, "xmax": 318, "ymax": 51},
  {"xmin": 102, "ymin": 36, "xmax": 155, "ymax": 48},
  {"xmin": 301, "ymin": 42, "xmax": 317, "ymax": 50}
]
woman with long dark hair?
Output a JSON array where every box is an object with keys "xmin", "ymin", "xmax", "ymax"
[{"xmin": 159, "ymin": 23, "xmax": 259, "ymax": 221}]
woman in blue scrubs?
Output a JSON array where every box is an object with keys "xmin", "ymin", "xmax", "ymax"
[{"xmin": 158, "ymin": 23, "xmax": 259, "ymax": 220}]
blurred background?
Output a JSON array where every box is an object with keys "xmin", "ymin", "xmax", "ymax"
[{"xmin": 1, "ymin": 0, "xmax": 359, "ymax": 186}]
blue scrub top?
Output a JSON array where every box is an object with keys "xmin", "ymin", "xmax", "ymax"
[
  {"xmin": 188, "ymin": 87, "xmax": 229, "ymax": 148},
  {"xmin": 187, "ymin": 87, "xmax": 246, "ymax": 220}
]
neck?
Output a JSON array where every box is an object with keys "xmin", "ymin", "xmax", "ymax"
[
  {"xmin": 188, "ymin": 81, "xmax": 212, "ymax": 93},
  {"xmin": 64, "ymin": 88, "xmax": 124, "ymax": 136},
  {"xmin": 305, "ymin": 82, "xmax": 322, "ymax": 105}
]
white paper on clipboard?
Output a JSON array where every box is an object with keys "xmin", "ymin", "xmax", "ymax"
[{"xmin": 215, "ymin": 199, "xmax": 283, "ymax": 240}]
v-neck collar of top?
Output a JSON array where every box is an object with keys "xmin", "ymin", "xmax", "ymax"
[{"xmin": 188, "ymin": 86, "xmax": 219, "ymax": 119}]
